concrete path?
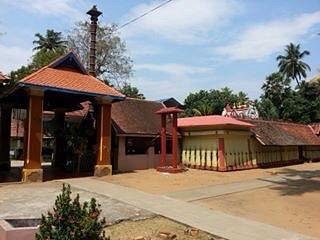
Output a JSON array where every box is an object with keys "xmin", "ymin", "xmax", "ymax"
[
  {"xmin": 62, "ymin": 177, "xmax": 316, "ymax": 240},
  {"xmin": 165, "ymin": 175, "xmax": 300, "ymax": 201},
  {"xmin": 0, "ymin": 181, "xmax": 154, "ymax": 225}
]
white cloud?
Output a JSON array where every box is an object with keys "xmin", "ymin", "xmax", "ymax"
[
  {"xmin": 135, "ymin": 63, "xmax": 211, "ymax": 75},
  {"xmin": 122, "ymin": 0, "xmax": 242, "ymax": 44},
  {"xmin": 0, "ymin": 44, "xmax": 31, "ymax": 73},
  {"xmin": 215, "ymin": 11, "xmax": 320, "ymax": 61},
  {"xmin": 1, "ymin": 0, "xmax": 84, "ymax": 20}
]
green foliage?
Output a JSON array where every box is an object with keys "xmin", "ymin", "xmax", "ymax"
[
  {"xmin": 36, "ymin": 184, "xmax": 109, "ymax": 240},
  {"xmin": 183, "ymin": 87, "xmax": 249, "ymax": 116},
  {"xmin": 67, "ymin": 21, "xmax": 133, "ymax": 88},
  {"xmin": 10, "ymin": 29, "xmax": 67, "ymax": 82},
  {"xmin": 33, "ymin": 29, "xmax": 67, "ymax": 52},
  {"xmin": 256, "ymin": 97, "xmax": 279, "ymax": 120},
  {"xmin": 277, "ymin": 43, "xmax": 311, "ymax": 86},
  {"xmin": 120, "ymin": 83, "xmax": 145, "ymax": 99}
]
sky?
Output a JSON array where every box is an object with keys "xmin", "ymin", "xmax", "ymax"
[{"xmin": 0, "ymin": 0, "xmax": 319, "ymax": 102}]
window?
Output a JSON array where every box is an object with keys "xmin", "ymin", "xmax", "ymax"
[{"xmin": 125, "ymin": 137, "xmax": 153, "ymax": 155}]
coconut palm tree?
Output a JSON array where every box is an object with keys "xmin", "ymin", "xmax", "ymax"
[
  {"xmin": 276, "ymin": 43, "xmax": 311, "ymax": 87},
  {"xmin": 33, "ymin": 29, "xmax": 67, "ymax": 52}
]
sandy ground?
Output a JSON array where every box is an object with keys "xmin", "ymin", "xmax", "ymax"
[
  {"xmin": 102, "ymin": 162, "xmax": 320, "ymax": 194},
  {"xmin": 105, "ymin": 216, "xmax": 224, "ymax": 240},
  {"xmin": 195, "ymin": 175, "xmax": 320, "ymax": 238}
]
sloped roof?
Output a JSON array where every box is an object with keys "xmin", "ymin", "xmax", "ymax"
[
  {"xmin": 246, "ymin": 120, "xmax": 320, "ymax": 146},
  {"xmin": 111, "ymin": 98, "xmax": 166, "ymax": 135},
  {"xmin": 19, "ymin": 52, "xmax": 124, "ymax": 99},
  {"xmin": 178, "ymin": 115, "xmax": 253, "ymax": 129}
]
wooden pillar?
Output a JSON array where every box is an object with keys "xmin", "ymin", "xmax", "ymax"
[
  {"xmin": 94, "ymin": 103, "xmax": 112, "ymax": 177},
  {"xmin": 0, "ymin": 104, "xmax": 12, "ymax": 170},
  {"xmin": 218, "ymin": 138, "xmax": 226, "ymax": 171},
  {"xmin": 172, "ymin": 113, "xmax": 178, "ymax": 168},
  {"xmin": 160, "ymin": 114, "xmax": 166, "ymax": 167},
  {"xmin": 53, "ymin": 110, "xmax": 65, "ymax": 169},
  {"xmin": 22, "ymin": 90, "xmax": 44, "ymax": 182}
]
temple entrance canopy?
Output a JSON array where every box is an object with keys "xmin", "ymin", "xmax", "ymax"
[{"xmin": 0, "ymin": 51, "xmax": 124, "ymax": 182}]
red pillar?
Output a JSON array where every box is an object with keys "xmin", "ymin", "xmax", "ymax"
[
  {"xmin": 218, "ymin": 138, "xmax": 226, "ymax": 171},
  {"xmin": 0, "ymin": 104, "xmax": 12, "ymax": 170},
  {"xmin": 172, "ymin": 113, "xmax": 178, "ymax": 168},
  {"xmin": 94, "ymin": 103, "xmax": 112, "ymax": 176},
  {"xmin": 22, "ymin": 90, "xmax": 44, "ymax": 182},
  {"xmin": 160, "ymin": 114, "xmax": 167, "ymax": 167}
]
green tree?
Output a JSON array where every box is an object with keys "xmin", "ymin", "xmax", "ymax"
[
  {"xmin": 33, "ymin": 29, "xmax": 67, "ymax": 52},
  {"xmin": 260, "ymin": 72, "xmax": 291, "ymax": 118},
  {"xmin": 67, "ymin": 22, "xmax": 133, "ymax": 88},
  {"xmin": 277, "ymin": 43, "xmax": 311, "ymax": 87},
  {"xmin": 36, "ymin": 184, "xmax": 109, "ymax": 240},
  {"xmin": 120, "ymin": 83, "xmax": 145, "ymax": 99},
  {"xmin": 256, "ymin": 97, "xmax": 279, "ymax": 120},
  {"xmin": 183, "ymin": 88, "xmax": 248, "ymax": 117},
  {"xmin": 10, "ymin": 30, "xmax": 67, "ymax": 82}
]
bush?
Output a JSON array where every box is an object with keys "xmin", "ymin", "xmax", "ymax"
[{"xmin": 36, "ymin": 184, "xmax": 109, "ymax": 240}]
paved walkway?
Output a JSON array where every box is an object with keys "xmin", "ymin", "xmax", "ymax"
[
  {"xmin": 0, "ymin": 181, "xmax": 153, "ymax": 225},
  {"xmin": 62, "ymin": 177, "xmax": 316, "ymax": 240},
  {"xmin": 165, "ymin": 175, "xmax": 304, "ymax": 201}
]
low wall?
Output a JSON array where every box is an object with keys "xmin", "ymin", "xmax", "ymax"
[{"xmin": 117, "ymin": 136, "xmax": 174, "ymax": 172}]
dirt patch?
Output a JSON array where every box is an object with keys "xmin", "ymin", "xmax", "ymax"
[
  {"xmin": 195, "ymin": 176, "xmax": 320, "ymax": 238},
  {"xmin": 104, "ymin": 216, "xmax": 225, "ymax": 240},
  {"xmin": 101, "ymin": 162, "xmax": 320, "ymax": 194}
]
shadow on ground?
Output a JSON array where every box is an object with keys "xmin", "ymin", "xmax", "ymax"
[{"xmin": 260, "ymin": 168, "xmax": 320, "ymax": 196}]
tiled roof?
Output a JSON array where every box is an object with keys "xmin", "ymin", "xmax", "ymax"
[
  {"xmin": 20, "ymin": 67, "xmax": 123, "ymax": 97},
  {"xmin": 178, "ymin": 115, "xmax": 254, "ymax": 129},
  {"xmin": 112, "ymin": 98, "xmax": 167, "ymax": 135},
  {"xmin": 18, "ymin": 51, "xmax": 124, "ymax": 99},
  {"xmin": 246, "ymin": 120, "xmax": 320, "ymax": 146},
  {"xmin": 156, "ymin": 107, "xmax": 183, "ymax": 114}
]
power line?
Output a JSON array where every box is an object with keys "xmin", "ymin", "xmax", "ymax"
[{"xmin": 117, "ymin": 0, "xmax": 173, "ymax": 30}]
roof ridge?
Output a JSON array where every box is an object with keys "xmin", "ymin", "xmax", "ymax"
[
  {"xmin": 246, "ymin": 119, "xmax": 308, "ymax": 127},
  {"xmin": 126, "ymin": 97, "xmax": 163, "ymax": 104}
]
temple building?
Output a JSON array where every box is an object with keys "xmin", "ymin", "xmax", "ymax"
[
  {"xmin": 222, "ymin": 102, "xmax": 259, "ymax": 119},
  {"xmin": 179, "ymin": 115, "xmax": 320, "ymax": 171}
]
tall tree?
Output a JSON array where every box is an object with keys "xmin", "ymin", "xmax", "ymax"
[
  {"xmin": 260, "ymin": 72, "xmax": 291, "ymax": 118},
  {"xmin": 33, "ymin": 29, "xmax": 67, "ymax": 52},
  {"xmin": 276, "ymin": 43, "xmax": 311, "ymax": 87},
  {"xmin": 67, "ymin": 22, "xmax": 133, "ymax": 88},
  {"xmin": 120, "ymin": 83, "xmax": 145, "ymax": 99}
]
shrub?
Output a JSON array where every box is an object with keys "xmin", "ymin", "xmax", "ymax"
[{"xmin": 36, "ymin": 184, "xmax": 109, "ymax": 240}]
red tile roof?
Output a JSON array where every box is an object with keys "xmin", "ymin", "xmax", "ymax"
[
  {"xmin": 112, "ymin": 98, "xmax": 167, "ymax": 135},
  {"xmin": 20, "ymin": 66, "xmax": 123, "ymax": 97},
  {"xmin": 246, "ymin": 120, "xmax": 320, "ymax": 146},
  {"xmin": 178, "ymin": 115, "xmax": 254, "ymax": 129},
  {"xmin": 156, "ymin": 107, "xmax": 183, "ymax": 114}
]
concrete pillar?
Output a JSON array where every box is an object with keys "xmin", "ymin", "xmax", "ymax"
[
  {"xmin": 160, "ymin": 114, "xmax": 166, "ymax": 167},
  {"xmin": 218, "ymin": 138, "xmax": 226, "ymax": 171},
  {"xmin": 0, "ymin": 104, "xmax": 12, "ymax": 170},
  {"xmin": 172, "ymin": 113, "xmax": 178, "ymax": 169},
  {"xmin": 94, "ymin": 103, "xmax": 112, "ymax": 177},
  {"xmin": 22, "ymin": 90, "xmax": 44, "ymax": 182},
  {"xmin": 53, "ymin": 110, "xmax": 65, "ymax": 169}
]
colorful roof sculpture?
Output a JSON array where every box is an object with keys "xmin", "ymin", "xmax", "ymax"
[
  {"xmin": 178, "ymin": 115, "xmax": 254, "ymax": 129},
  {"xmin": 18, "ymin": 51, "xmax": 124, "ymax": 99}
]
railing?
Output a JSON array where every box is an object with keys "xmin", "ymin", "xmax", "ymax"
[{"xmin": 182, "ymin": 148, "xmax": 218, "ymax": 169}]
